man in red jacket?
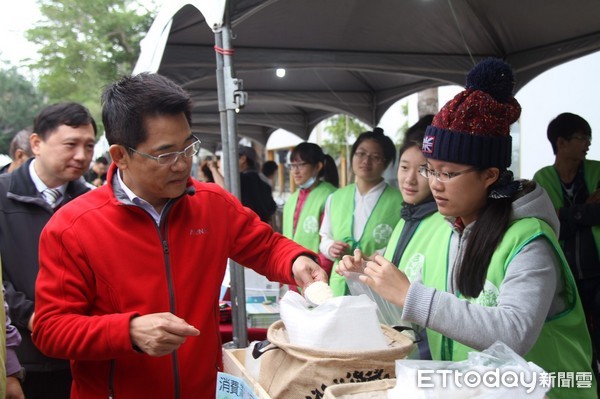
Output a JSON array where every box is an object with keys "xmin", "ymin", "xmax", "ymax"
[{"xmin": 32, "ymin": 73, "xmax": 328, "ymax": 399}]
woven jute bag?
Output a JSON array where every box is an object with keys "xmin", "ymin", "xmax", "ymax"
[
  {"xmin": 255, "ymin": 320, "xmax": 414, "ymax": 399},
  {"xmin": 323, "ymin": 379, "xmax": 397, "ymax": 399}
]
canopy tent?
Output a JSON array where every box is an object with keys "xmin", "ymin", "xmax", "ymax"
[
  {"xmin": 133, "ymin": 0, "xmax": 600, "ymax": 347},
  {"xmin": 134, "ymin": 0, "xmax": 600, "ymax": 150}
]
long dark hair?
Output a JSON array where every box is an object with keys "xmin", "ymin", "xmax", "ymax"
[
  {"xmin": 290, "ymin": 142, "xmax": 339, "ymax": 187},
  {"xmin": 457, "ymin": 183, "xmax": 512, "ymax": 298},
  {"xmin": 322, "ymin": 154, "xmax": 339, "ymax": 187}
]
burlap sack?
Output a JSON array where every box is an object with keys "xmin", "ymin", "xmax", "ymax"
[
  {"xmin": 323, "ymin": 379, "xmax": 397, "ymax": 399},
  {"xmin": 257, "ymin": 320, "xmax": 414, "ymax": 399}
]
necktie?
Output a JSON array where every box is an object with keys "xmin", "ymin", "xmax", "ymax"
[{"xmin": 42, "ymin": 188, "xmax": 61, "ymax": 208}]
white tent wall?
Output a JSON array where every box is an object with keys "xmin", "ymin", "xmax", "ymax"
[{"xmin": 134, "ymin": 0, "xmax": 227, "ymax": 75}]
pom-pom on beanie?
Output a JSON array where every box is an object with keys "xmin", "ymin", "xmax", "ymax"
[{"xmin": 422, "ymin": 58, "xmax": 521, "ymax": 169}]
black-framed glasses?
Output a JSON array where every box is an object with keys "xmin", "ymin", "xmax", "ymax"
[
  {"xmin": 418, "ymin": 165, "xmax": 476, "ymax": 182},
  {"xmin": 353, "ymin": 151, "xmax": 384, "ymax": 164},
  {"xmin": 128, "ymin": 139, "xmax": 201, "ymax": 166},
  {"xmin": 286, "ymin": 162, "xmax": 309, "ymax": 170}
]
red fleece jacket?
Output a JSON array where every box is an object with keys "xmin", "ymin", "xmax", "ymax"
[{"xmin": 33, "ymin": 166, "xmax": 311, "ymax": 398}]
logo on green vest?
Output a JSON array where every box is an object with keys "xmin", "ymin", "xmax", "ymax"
[
  {"xmin": 303, "ymin": 216, "xmax": 319, "ymax": 234},
  {"xmin": 372, "ymin": 224, "xmax": 393, "ymax": 245},
  {"xmin": 404, "ymin": 253, "xmax": 424, "ymax": 282},
  {"xmin": 467, "ymin": 280, "xmax": 499, "ymax": 307}
]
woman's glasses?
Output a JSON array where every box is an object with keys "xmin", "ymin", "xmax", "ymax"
[
  {"xmin": 353, "ymin": 151, "xmax": 384, "ymax": 164},
  {"xmin": 418, "ymin": 165, "xmax": 476, "ymax": 182}
]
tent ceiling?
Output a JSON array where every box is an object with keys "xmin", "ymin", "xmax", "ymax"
[{"xmin": 135, "ymin": 0, "xmax": 600, "ymax": 150}]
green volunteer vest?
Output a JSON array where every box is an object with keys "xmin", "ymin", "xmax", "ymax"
[
  {"xmin": 384, "ymin": 211, "xmax": 448, "ymax": 282},
  {"xmin": 282, "ymin": 181, "xmax": 337, "ymax": 252},
  {"xmin": 328, "ymin": 183, "xmax": 402, "ymax": 296},
  {"xmin": 406, "ymin": 217, "xmax": 595, "ymax": 399},
  {"xmin": 533, "ymin": 160, "xmax": 600, "ymax": 257}
]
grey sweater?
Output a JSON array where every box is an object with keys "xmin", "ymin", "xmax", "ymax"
[{"xmin": 402, "ymin": 181, "xmax": 566, "ymax": 356}]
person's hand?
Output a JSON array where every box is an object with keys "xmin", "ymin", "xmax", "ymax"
[
  {"xmin": 28, "ymin": 312, "xmax": 34, "ymax": 331},
  {"xmin": 130, "ymin": 312, "xmax": 200, "ymax": 357},
  {"xmin": 292, "ymin": 255, "xmax": 329, "ymax": 289},
  {"xmin": 336, "ymin": 248, "xmax": 368, "ymax": 275},
  {"xmin": 358, "ymin": 254, "xmax": 410, "ymax": 308},
  {"xmin": 6, "ymin": 375, "xmax": 25, "ymax": 399},
  {"xmin": 207, "ymin": 160, "xmax": 220, "ymax": 172},
  {"xmin": 328, "ymin": 240, "xmax": 350, "ymax": 259},
  {"xmin": 586, "ymin": 188, "xmax": 600, "ymax": 204}
]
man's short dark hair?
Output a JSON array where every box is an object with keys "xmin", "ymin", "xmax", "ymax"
[
  {"xmin": 95, "ymin": 156, "xmax": 109, "ymax": 165},
  {"xmin": 261, "ymin": 160, "xmax": 278, "ymax": 177},
  {"xmin": 404, "ymin": 114, "xmax": 434, "ymax": 144},
  {"xmin": 101, "ymin": 73, "xmax": 193, "ymax": 150},
  {"xmin": 238, "ymin": 145, "xmax": 258, "ymax": 170},
  {"xmin": 9, "ymin": 127, "xmax": 33, "ymax": 159},
  {"xmin": 34, "ymin": 102, "xmax": 97, "ymax": 141},
  {"xmin": 547, "ymin": 112, "xmax": 591, "ymax": 154}
]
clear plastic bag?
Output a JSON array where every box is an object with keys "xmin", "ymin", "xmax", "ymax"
[
  {"xmin": 344, "ymin": 272, "xmax": 420, "ymax": 331},
  {"xmin": 344, "ymin": 271, "xmax": 407, "ymax": 327},
  {"xmin": 388, "ymin": 341, "xmax": 550, "ymax": 399},
  {"xmin": 345, "ymin": 272, "xmax": 427, "ymax": 359}
]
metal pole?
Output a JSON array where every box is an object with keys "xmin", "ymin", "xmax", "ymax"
[
  {"xmin": 214, "ymin": 32, "xmax": 230, "ymax": 190},
  {"xmin": 214, "ymin": 4, "xmax": 248, "ymax": 348}
]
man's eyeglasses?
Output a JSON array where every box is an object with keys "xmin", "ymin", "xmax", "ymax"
[
  {"xmin": 128, "ymin": 139, "xmax": 201, "ymax": 166},
  {"xmin": 418, "ymin": 165, "xmax": 476, "ymax": 182},
  {"xmin": 286, "ymin": 162, "xmax": 309, "ymax": 170},
  {"xmin": 353, "ymin": 151, "xmax": 384, "ymax": 164},
  {"xmin": 570, "ymin": 134, "xmax": 592, "ymax": 144}
]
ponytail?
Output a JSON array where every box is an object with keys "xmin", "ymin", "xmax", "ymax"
[{"xmin": 322, "ymin": 154, "xmax": 339, "ymax": 187}]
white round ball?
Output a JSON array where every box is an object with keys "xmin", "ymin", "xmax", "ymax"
[{"xmin": 304, "ymin": 281, "xmax": 333, "ymax": 306}]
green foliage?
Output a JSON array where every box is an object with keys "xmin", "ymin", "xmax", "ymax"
[
  {"xmin": 320, "ymin": 115, "xmax": 369, "ymax": 183},
  {"xmin": 26, "ymin": 0, "xmax": 157, "ymax": 132},
  {"xmin": 321, "ymin": 114, "xmax": 369, "ymax": 158},
  {"xmin": 0, "ymin": 67, "xmax": 45, "ymax": 154},
  {"xmin": 396, "ymin": 101, "xmax": 409, "ymax": 144}
]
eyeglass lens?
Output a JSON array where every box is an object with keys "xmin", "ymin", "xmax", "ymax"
[
  {"xmin": 159, "ymin": 140, "xmax": 200, "ymax": 165},
  {"xmin": 354, "ymin": 151, "xmax": 383, "ymax": 163}
]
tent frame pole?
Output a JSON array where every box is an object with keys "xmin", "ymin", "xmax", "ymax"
[{"xmin": 214, "ymin": 3, "xmax": 249, "ymax": 348}]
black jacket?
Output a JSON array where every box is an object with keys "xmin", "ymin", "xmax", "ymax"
[
  {"xmin": 557, "ymin": 164, "xmax": 600, "ymax": 280},
  {"xmin": 240, "ymin": 170, "xmax": 277, "ymax": 223},
  {"xmin": 0, "ymin": 158, "xmax": 90, "ymax": 371}
]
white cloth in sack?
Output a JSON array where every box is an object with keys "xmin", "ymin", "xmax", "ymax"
[{"xmin": 279, "ymin": 291, "xmax": 388, "ymax": 350}]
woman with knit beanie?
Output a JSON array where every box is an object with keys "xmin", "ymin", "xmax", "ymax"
[
  {"xmin": 321, "ymin": 128, "xmax": 403, "ymax": 297},
  {"xmin": 337, "ymin": 58, "xmax": 596, "ymax": 399}
]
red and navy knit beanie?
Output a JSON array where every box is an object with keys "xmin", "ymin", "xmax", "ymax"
[{"xmin": 422, "ymin": 58, "xmax": 521, "ymax": 169}]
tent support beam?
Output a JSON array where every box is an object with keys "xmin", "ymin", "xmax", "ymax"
[{"xmin": 214, "ymin": 7, "xmax": 249, "ymax": 348}]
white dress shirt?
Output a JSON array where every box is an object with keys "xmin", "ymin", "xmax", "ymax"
[
  {"xmin": 116, "ymin": 168, "xmax": 166, "ymax": 225},
  {"xmin": 29, "ymin": 159, "xmax": 66, "ymax": 203},
  {"xmin": 319, "ymin": 180, "xmax": 388, "ymax": 260}
]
